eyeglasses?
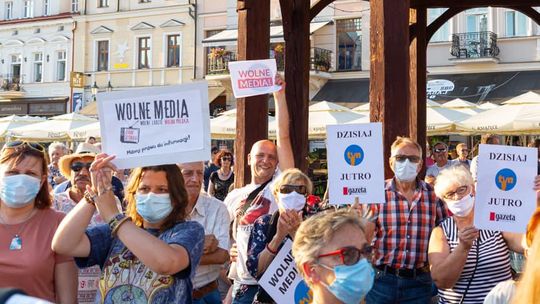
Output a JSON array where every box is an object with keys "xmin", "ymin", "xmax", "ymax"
[
  {"xmin": 393, "ymin": 155, "xmax": 421, "ymax": 163},
  {"xmin": 221, "ymin": 157, "xmax": 232, "ymax": 161},
  {"xmin": 460, "ymin": 149, "xmax": 470, "ymax": 153},
  {"xmin": 3, "ymin": 141, "xmax": 45, "ymax": 153},
  {"xmin": 318, "ymin": 245, "xmax": 373, "ymax": 266},
  {"xmin": 443, "ymin": 185, "xmax": 470, "ymax": 200},
  {"xmin": 279, "ymin": 184, "xmax": 307, "ymax": 195},
  {"xmin": 70, "ymin": 162, "xmax": 92, "ymax": 172},
  {"xmin": 433, "ymin": 148, "xmax": 447, "ymax": 153}
]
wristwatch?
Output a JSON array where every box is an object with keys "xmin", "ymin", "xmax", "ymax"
[{"xmin": 108, "ymin": 213, "xmax": 131, "ymax": 237}]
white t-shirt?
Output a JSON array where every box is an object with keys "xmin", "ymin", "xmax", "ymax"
[
  {"xmin": 426, "ymin": 159, "xmax": 456, "ymax": 177},
  {"xmin": 223, "ymin": 172, "xmax": 280, "ymax": 285}
]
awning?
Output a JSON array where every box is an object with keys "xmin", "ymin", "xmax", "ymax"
[
  {"xmin": 312, "ymin": 79, "xmax": 370, "ymax": 103},
  {"xmin": 202, "ymin": 21, "xmax": 330, "ymax": 47},
  {"xmin": 208, "ymin": 87, "xmax": 225, "ymax": 103}
]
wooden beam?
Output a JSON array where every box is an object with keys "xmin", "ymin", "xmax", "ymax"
[
  {"xmin": 412, "ymin": 0, "xmax": 540, "ymax": 8},
  {"xmin": 510, "ymin": 6, "xmax": 540, "ymax": 26},
  {"xmin": 280, "ymin": 0, "xmax": 311, "ymax": 172},
  {"xmin": 370, "ymin": 0, "xmax": 411, "ymax": 178},
  {"xmin": 426, "ymin": 7, "xmax": 465, "ymax": 43},
  {"xmin": 234, "ymin": 0, "xmax": 270, "ymax": 187},
  {"xmin": 310, "ymin": 0, "xmax": 336, "ymax": 21}
]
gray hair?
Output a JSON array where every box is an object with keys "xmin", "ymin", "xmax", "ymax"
[
  {"xmin": 434, "ymin": 165, "xmax": 474, "ymax": 199},
  {"xmin": 48, "ymin": 142, "xmax": 67, "ymax": 156}
]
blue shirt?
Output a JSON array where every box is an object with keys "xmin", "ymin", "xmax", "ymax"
[{"xmin": 75, "ymin": 221, "xmax": 204, "ymax": 304}]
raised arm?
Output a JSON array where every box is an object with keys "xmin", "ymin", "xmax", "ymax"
[{"xmin": 274, "ymin": 74, "xmax": 294, "ymax": 171}]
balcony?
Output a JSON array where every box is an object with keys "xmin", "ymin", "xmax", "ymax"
[{"xmin": 450, "ymin": 31, "xmax": 500, "ymax": 63}]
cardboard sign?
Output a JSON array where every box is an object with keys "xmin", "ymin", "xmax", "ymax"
[
  {"xmin": 326, "ymin": 123, "xmax": 385, "ymax": 205},
  {"xmin": 259, "ymin": 239, "xmax": 313, "ymax": 304},
  {"xmin": 228, "ymin": 59, "xmax": 280, "ymax": 98},
  {"xmin": 474, "ymin": 144, "xmax": 537, "ymax": 233},
  {"xmin": 97, "ymin": 82, "xmax": 211, "ymax": 168}
]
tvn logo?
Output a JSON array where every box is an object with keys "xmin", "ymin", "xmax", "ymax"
[
  {"xmin": 342, "ymin": 187, "xmax": 367, "ymax": 195},
  {"xmin": 489, "ymin": 212, "xmax": 516, "ymax": 222}
]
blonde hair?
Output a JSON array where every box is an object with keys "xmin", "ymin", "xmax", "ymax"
[
  {"xmin": 292, "ymin": 209, "xmax": 367, "ymax": 287},
  {"xmin": 512, "ymin": 230, "xmax": 540, "ymax": 304},
  {"xmin": 390, "ymin": 136, "xmax": 423, "ymax": 158},
  {"xmin": 434, "ymin": 165, "xmax": 474, "ymax": 199},
  {"xmin": 272, "ymin": 168, "xmax": 313, "ymax": 198}
]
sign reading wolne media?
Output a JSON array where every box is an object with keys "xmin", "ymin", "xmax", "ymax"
[
  {"xmin": 259, "ymin": 239, "xmax": 312, "ymax": 304},
  {"xmin": 474, "ymin": 144, "xmax": 537, "ymax": 233},
  {"xmin": 228, "ymin": 59, "xmax": 281, "ymax": 98},
  {"xmin": 97, "ymin": 82, "xmax": 211, "ymax": 168},
  {"xmin": 326, "ymin": 123, "xmax": 385, "ymax": 205}
]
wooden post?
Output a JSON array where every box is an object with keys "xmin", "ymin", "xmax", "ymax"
[
  {"xmin": 409, "ymin": 7, "xmax": 428, "ymax": 177},
  {"xmin": 280, "ymin": 0, "xmax": 311, "ymax": 172},
  {"xmin": 369, "ymin": 0, "xmax": 411, "ymax": 178},
  {"xmin": 234, "ymin": 0, "xmax": 270, "ymax": 187}
]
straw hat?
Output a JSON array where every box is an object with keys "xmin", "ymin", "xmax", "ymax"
[{"xmin": 58, "ymin": 143, "xmax": 100, "ymax": 178}]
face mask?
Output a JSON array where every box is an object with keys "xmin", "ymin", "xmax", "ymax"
[
  {"xmin": 277, "ymin": 191, "xmax": 306, "ymax": 211},
  {"xmin": 446, "ymin": 194, "xmax": 475, "ymax": 217},
  {"xmin": 393, "ymin": 159, "xmax": 418, "ymax": 182},
  {"xmin": 319, "ymin": 258, "xmax": 375, "ymax": 304},
  {"xmin": 0, "ymin": 174, "xmax": 41, "ymax": 208},
  {"xmin": 135, "ymin": 193, "xmax": 173, "ymax": 223}
]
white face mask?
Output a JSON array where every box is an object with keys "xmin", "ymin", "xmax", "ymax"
[
  {"xmin": 277, "ymin": 191, "xmax": 306, "ymax": 211},
  {"xmin": 393, "ymin": 159, "xmax": 418, "ymax": 182},
  {"xmin": 446, "ymin": 194, "xmax": 475, "ymax": 217}
]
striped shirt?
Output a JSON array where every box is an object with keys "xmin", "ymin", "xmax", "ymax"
[
  {"xmin": 370, "ymin": 178, "xmax": 447, "ymax": 269},
  {"xmin": 438, "ymin": 217, "xmax": 512, "ymax": 304}
]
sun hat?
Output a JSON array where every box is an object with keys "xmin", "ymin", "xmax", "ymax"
[{"xmin": 58, "ymin": 142, "xmax": 100, "ymax": 178}]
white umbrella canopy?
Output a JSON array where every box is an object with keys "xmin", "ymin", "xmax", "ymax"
[
  {"xmin": 306, "ymin": 101, "xmax": 366, "ymax": 138},
  {"xmin": 10, "ymin": 113, "xmax": 97, "ymax": 141},
  {"xmin": 442, "ymin": 98, "xmax": 484, "ymax": 116},
  {"xmin": 68, "ymin": 121, "xmax": 101, "ymax": 140},
  {"xmin": 210, "ymin": 109, "xmax": 276, "ymax": 139},
  {"xmin": 0, "ymin": 115, "xmax": 46, "ymax": 139},
  {"xmin": 477, "ymin": 102, "xmax": 500, "ymax": 110},
  {"xmin": 352, "ymin": 103, "xmax": 370, "ymax": 113},
  {"xmin": 427, "ymin": 106, "xmax": 471, "ymax": 134},
  {"xmin": 501, "ymin": 91, "xmax": 540, "ymax": 105}
]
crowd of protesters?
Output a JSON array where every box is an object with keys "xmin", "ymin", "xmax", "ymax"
[{"xmin": 1, "ymin": 75, "xmax": 540, "ymax": 304}]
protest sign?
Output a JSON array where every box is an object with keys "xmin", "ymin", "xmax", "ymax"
[
  {"xmin": 326, "ymin": 123, "xmax": 385, "ymax": 205},
  {"xmin": 259, "ymin": 239, "xmax": 312, "ymax": 304},
  {"xmin": 97, "ymin": 82, "xmax": 210, "ymax": 168},
  {"xmin": 474, "ymin": 144, "xmax": 537, "ymax": 233},
  {"xmin": 228, "ymin": 59, "xmax": 280, "ymax": 98}
]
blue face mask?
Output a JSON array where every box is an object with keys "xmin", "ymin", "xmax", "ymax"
[
  {"xmin": 135, "ymin": 192, "xmax": 173, "ymax": 223},
  {"xmin": 0, "ymin": 174, "xmax": 41, "ymax": 208},
  {"xmin": 319, "ymin": 258, "xmax": 375, "ymax": 304}
]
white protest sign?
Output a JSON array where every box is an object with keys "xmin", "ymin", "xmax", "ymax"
[
  {"xmin": 228, "ymin": 59, "xmax": 280, "ymax": 98},
  {"xmin": 259, "ymin": 239, "xmax": 312, "ymax": 304},
  {"xmin": 474, "ymin": 144, "xmax": 537, "ymax": 233},
  {"xmin": 326, "ymin": 123, "xmax": 385, "ymax": 205},
  {"xmin": 97, "ymin": 82, "xmax": 211, "ymax": 168}
]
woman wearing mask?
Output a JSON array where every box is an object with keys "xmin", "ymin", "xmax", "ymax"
[
  {"xmin": 52, "ymin": 154, "xmax": 205, "ymax": 303},
  {"xmin": 0, "ymin": 141, "xmax": 77, "ymax": 303},
  {"xmin": 428, "ymin": 165, "xmax": 527, "ymax": 303},
  {"xmin": 292, "ymin": 209, "xmax": 374, "ymax": 304},
  {"xmin": 245, "ymin": 168, "xmax": 317, "ymax": 303},
  {"xmin": 208, "ymin": 150, "xmax": 234, "ymax": 201}
]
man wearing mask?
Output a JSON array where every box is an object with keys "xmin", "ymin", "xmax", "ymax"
[
  {"xmin": 178, "ymin": 161, "xmax": 230, "ymax": 304},
  {"xmin": 365, "ymin": 137, "xmax": 448, "ymax": 303}
]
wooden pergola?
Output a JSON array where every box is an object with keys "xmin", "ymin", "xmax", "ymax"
[{"xmin": 233, "ymin": 0, "xmax": 540, "ymax": 187}]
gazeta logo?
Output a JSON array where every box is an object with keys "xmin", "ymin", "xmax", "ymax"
[
  {"xmin": 344, "ymin": 144, "xmax": 364, "ymax": 166},
  {"xmin": 294, "ymin": 280, "xmax": 312, "ymax": 304},
  {"xmin": 495, "ymin": 168, "xmax": 517, "ymax": 191}
]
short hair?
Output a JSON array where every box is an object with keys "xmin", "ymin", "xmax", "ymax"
[
  {"xmin": 481, "ymin": 134, "xmax": 500, "ymax": 145},
  {"xmin": 216, "ymin": 150, "xmax": 234, "ymax": 166},
  {"xmin": 292, "ymin": 209, "xmax": 367, "ymax": 288},
  {"xmin": 433, "ymin": 141, "xmax": 448, "ymax": 150},
  {"xmin": 434, "ymin": 165, "xmax": 474, "ymax": 199},
  {"xmin": 125, "ymin": 165, "xmax": 189, "ymax": 232},
  {"xmin": 272, "ymin": 168, "xmax": 313, "ymax": 199},
  {"xmin": 85, "ymin": 136, "xmax": 96, "ymax": 143},
  {"xmin": 48, "ymin": 142, "xmax": 67, "ymax": 156},
  {"xmin": 390, "ymin": 136, "xmax": 423, "ymax": 158},
  {"xmin": 531, "ymin": 139, "xmax": 540, "ymax": 149},
  {"xmin": 456, "ymin": 143, "xmax": 467, "ymax": 151}
]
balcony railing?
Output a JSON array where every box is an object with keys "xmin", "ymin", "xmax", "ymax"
[
  {"xmin": 450, "ymin": 31, "xmax": 500, "ymax": 59},
  {"xmin": 0, "ymin": 75, "xmax": 21, "ymax": 91},
  {"xmin": 206, "ymin": 47, "xmax": 332, "ymax": 75}
]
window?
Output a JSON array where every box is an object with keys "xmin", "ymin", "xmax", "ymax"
[
  {"xmin": 56, "ymin": 51, "xmax": 66, "ymax": 81},
  {"xmin": 99, "ymin": 0, "xmax": 109, "ymax": 8},
  {"xmin": 24, "ymin": 0, "xmax": 34, "ymax": 18},
  {"xmin": 11, "ymin": 55, "xmax": 21, "ymax": 80},
  {"xmin": 506, "ymin": 10, "xmax": 528, "ymax": 37},
  {"xmin": 44, "ymin": 0, "xmax": 50, "ymax": 15},
  {"xmin": 465, "ymin": 8, "xmax": 488, "ymax": 32},
  {"xmin": 5, "ymin": 2, "xmax": 13, "ymax": 20},
  {"xmin": 167, "ymin": 35, "xmax": 180, "ymax": 67},
  {"xmin": 336, "ymin": 18, "xmax": 362, "ymax": 71},
  {"xmin": 428, "ymin": 8, "xmax": 450, "ymax": 42},
  {"xmin": 138, "ymin": 37, "xmax": 151, "ymax": 69},
  {"xmin": 97, "ymin": 40, "xmax": 109, "ymax": 71},
  {"xmin": 33, "ymin": 53, "xmax": 43, "ymax": 82},
  {"xmin": 71, "ymin": 0, "xmax": 79, "ymax": 12}
]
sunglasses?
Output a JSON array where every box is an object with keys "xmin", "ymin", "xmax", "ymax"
[
  {"xmin": 221, "ymin": 157, "xmax": 232, "ymax": 161},
  {"xmin": 393, "ymin": 155, "xmax": 421, "ymax": 163},
  {"xmin": 443, "ymin": 185, "xmax": 470, "ymax": 200},
  {"xmin": 318, "ymin": 245, "xmax": 373, "ymax": 266},
  {"xmin": 433, "ymin": 148, "xmax": 447, "ymax": 153},
  {"xmin": 4, "ymin": 141, "xmax": 45, "ymax": 153},
  {"xmin": 70, "ymin": 162, "xmax": 92, "ymax": 172},
  {"xmin": 279, "ymin": 184, "xmax": 307, "ymax": 195}
]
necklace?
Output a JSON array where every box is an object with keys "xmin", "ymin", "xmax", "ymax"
[{"xmin": 0, "ymin": 209, "xmax": 36, "ymax": 251}]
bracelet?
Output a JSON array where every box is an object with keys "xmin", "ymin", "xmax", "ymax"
[
  {"xmin": 108, "ymin": 213, "xmax": 131, "ymax": 237},
  {"xmin": 83, "ymin": 190, "xmax": 97, "ymax": 206},
  {"xmin": 112, "ymin": 217, "xmax": 131, "ymax": 237},
  {"xmin": 266, "ymin": 243, "xmax": 278, "ymax": 255}
]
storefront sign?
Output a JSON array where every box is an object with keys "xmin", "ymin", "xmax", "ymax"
[
  {"xmin": 0, "ymin": 104, "xmax": 27, "ymax": 115},
  {"xmin": 228, "ymin": 59, "xmax": 280, "ymax": 98},
  {"xmin": 326, "ymin": 123, "xmax": 385, "ymax": 205},
  {"xmin": 70, "ymin": 72, "xmax": 85, "ymax": 88},
  {"xmin": 474, "ymin": 144, "xmax": 537, "ymax": 233}
]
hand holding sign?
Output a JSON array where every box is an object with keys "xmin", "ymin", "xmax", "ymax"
[
  {"xmin": 229, "ymin": 59, "xmax": 280, "ymax": 98},
  {"xmin": 457, "ymin": 226, "xmax": 479, "ymax": 251}
]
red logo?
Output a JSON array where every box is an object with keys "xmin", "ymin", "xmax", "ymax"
[
  {"xmin": 343, "ymin": 187, "xmax": 348, "ymax": 195},
  {"xmin": 489, "ymin": 212, "xmax": 495, "ymax": 221}
]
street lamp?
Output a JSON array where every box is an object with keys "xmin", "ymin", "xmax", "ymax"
[
  {"xmin": 106, "ymin": 81, "xmax": 113, "ymax": 92},
  {"xmin": 91, "ymin": 81, "xmax": 99, "ymax": 101}
]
